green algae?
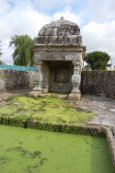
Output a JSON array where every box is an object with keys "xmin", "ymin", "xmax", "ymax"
[
  {"xmin": 0, "ymin": 125, "xmax": 113, "ymax": 173},
  {"xmin": 0, "ymin": 95, "xmax": 94, "ymax": 126}
]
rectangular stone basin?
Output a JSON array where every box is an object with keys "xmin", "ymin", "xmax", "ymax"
[{"xmin": 0, "ymin": 125, "xmax": 114, "ymax": 173}]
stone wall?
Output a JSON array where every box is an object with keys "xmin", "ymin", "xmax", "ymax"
[
  {"xmin": 0, "ymin": 69, "xmax": 34, "ymax": 92},
  {"xmin": 81, "ymin": 71, "xmax": 115, "ymax": 99},
  {"xmin": 1, "ymin": 69, "xmax": 115, "ymax": 99}
]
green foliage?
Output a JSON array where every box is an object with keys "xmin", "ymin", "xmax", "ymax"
[
  {"xmin": 10, "ymin": 35, "xmax": 34, "ymax": 66},
  {"xmin": 84, "ymin": 51, "xmax": 110, "ymax": 70}
]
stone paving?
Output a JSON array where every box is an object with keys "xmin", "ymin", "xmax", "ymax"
[{"xmin": 71, "ymin": 95, "xmax": 115, "ymax": 134}]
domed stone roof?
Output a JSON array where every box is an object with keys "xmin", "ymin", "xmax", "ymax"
[
  {"xmin": 36, "ymin": 17, "xmax": 82, "ymax": 46},
  {"xmin": 38, "ymin": 17, "xmax": 80, "ymax": 36}
]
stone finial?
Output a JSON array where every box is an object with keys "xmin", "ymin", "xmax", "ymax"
[{"xmin": 60, "ymin": 16, "xmax": 64, "ymax": 20}]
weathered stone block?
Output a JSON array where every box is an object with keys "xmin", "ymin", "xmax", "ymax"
[{"xmin": 68, "ymin": 92, "xmax": 81, "ymax": 101}]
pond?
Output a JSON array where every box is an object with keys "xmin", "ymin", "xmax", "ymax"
[{"xmin": 0, "ymin": 125, "xmax": 113, "ymax": 173}]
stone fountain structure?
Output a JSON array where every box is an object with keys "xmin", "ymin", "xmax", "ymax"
[{"xmin": 33, "ymin": 17, "xmax": 85, "ymax": 100}]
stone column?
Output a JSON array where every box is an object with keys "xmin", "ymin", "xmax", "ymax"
[
  {"xmin": 68, "ymin": 60, "xmax": 81, "ymax": 101},
  {"xmin": 33, "ymin": 61, "xmax": 43, "ymax": 92}
]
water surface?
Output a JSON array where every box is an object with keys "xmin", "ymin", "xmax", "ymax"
[{"xmin": 0, "ymin": 125, "xmax": 113, "ymax": 173}]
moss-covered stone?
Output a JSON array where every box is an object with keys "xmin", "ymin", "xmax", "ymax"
[{"xmin": 0, "ymin": 95, "xmax": 94, "ymax": 128}]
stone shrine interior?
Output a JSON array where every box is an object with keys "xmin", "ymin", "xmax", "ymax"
[{"xmin": 42, "ymin": 60, "xmax": 73, "ymax": 93}]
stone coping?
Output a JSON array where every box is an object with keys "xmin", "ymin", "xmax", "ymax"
[
  {"xmin": 34, "ymin": 44, "xmax": 84, "ymax": 48},
  {"xmin": 104, "ymin": 126, "xmax": 115, "ymax": 172}
]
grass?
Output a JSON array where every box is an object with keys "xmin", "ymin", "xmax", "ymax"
[
  {"xmin": 0, "ymin": 125, "xmax": 113, "ymax": 173},
  {"xmin": 0, "ymin": 95, "xmax": 94, "ymax": 126}
]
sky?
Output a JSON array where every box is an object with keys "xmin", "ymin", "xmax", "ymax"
[{"xmin": 0, "ymin": 0, "xmax": 115, "ymax": 65}]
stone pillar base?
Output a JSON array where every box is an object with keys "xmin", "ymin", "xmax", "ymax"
[
  {"xmin": 28, "ymin": 91, "xmax": 43, "ymax": 97},
  {"xmin": 33, "ymin": 87, "xmax": 41, "ymax": 91},
  {"xmin": 28, "ymin": 88, "xmax": 48, "ymax": 97},
  {"xmin": 33, "ymin": 81, "xmax": 42, "ymax": 91},
  {"xmin": 42, "ymin": 88, "xmax": 48, "ymax": 93},
  {"xmin": 68, "ymin": 92, "xmax": 81, "ymax": 101}
]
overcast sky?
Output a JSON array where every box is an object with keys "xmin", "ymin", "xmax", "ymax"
[{"xmin": 0, "ymin": 0, "xmax": 115, "ymax": 65}]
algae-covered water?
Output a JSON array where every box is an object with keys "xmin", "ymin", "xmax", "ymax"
[{"xmin": 0, "ymin": 125, "xmax": 113, "ymax": 173}]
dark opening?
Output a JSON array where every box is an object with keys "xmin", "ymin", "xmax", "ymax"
[{"xmin": 54, "ymin": 65, "xmax": 68, "ymax": 82}]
